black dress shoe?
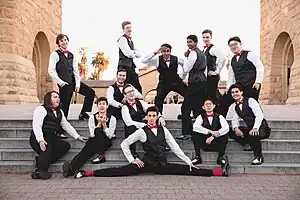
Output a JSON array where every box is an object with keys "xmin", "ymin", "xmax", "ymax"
[
  {"xmin": 91, "ymin": 156, "xmax": 106, "ymax": 164},
  {"xmin": 222, "ymin": 156, "xmax": 229, "ymax": 176},
  {"xmin": 62, "ymin": 161, "xmax": 71, "ymax": 178},
  {"xmin": 217, "ymin": 156, "xmax": 229, "ymax": 166},
  {"xmin": 165, "ymin": 146, "xmax": 171, "ymax": 152},
  {"xmin": 251, "ymin": 157, "xmax": 264, "ymax": 165},
  {"xmin": 176, "ymin": 135, "xmax": 191, "ymax": 140},
  {"xmin": 191, "ymin": 155, "xmax": 202, "ymax": 165},
  {"xmin": 243, "ymin": 144, "xmax": 253, "ymax": 151},
  {"xmin": 79, "ymin": 113, "xmax": 89, "ymax": 120},
  {"xmin": 74, "ymin": 170, "xmax": 86, "ymax": 179},
  {"xmin": 31, "ymin": 171, "xmax": 52, "ymax": 180}
]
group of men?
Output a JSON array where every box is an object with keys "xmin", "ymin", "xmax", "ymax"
[{"xmin": 28, "ymin": 20, "xmax": 270, "ymax": 180}]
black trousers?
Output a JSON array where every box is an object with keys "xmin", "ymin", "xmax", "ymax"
[
  {"xmin": 228, "ymin": 128, "xmax": 262, "ymax": 157},
  {"xmin": 29, "ymin": 133, "xmax": 70, "ymax": 172},
  {"xmin": 69, "ymin": 129, "xmax": 112, "ymax": 174},
  {"xmin": 207, "ymin": 75, "xmax": 220, "ymax": 102},
  {"xmin": 59, "ymin": 82, "xmax": 95, "ymax": 118},
  {"xmin": 191, "ymin": 132, "xmax": 228, "ymax": 157},
  {"xmin": 217, "ymin": 84, "xmax": 260, "ymax": 117},
  {"xmin": 118, "ymin": 65, "xmax": 142, "ymax": 93},
  {"xmin": 124, "ymin": 125, "xmax": 138, "ymax": 154},
  {"xmin": 108, "ymin": 106, "xmax": 122, "ymax": 120},
  {"xmin": 181, "ymin": 82, "xmax": 207, "ymax": 135},
  {"xmin": 93, "ymin": 161, "xmax": 213, "ymax": 177},
  {"xmin": 155, "ymin": 81, "xmax": 187, "ymax": 113}
]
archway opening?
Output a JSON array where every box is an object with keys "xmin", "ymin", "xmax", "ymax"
[
  {"xmin": 32, "ymin": 32, "xmax": 51, "ymax": 102},
  {"xmin": 270, "ymin": 32, "xmax": 294, "ymax": 104}
]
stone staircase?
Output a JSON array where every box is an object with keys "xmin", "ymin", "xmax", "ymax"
[{"xmin": 0, "ymin": 119, "xmax": 300, "ymax": 174}]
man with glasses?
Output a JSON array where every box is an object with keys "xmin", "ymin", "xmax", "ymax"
[
  {"xmin": 217, "ymin": 36, "xmax": 264, "ymax": 120},
  {"xmin": 202, "ymin": 29, "xmax": 227, "ymax": 102},
  {"xmin": 142, "ymin": 44, "xmax": 187, "ymax": 114},
  {"xmin": 121, "ymin": 84, "xmax": 166, "ymax": 158}
]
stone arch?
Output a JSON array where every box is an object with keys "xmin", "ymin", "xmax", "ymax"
[
  {"xmin": 269, "ymin": 32, "xmax": 294, "ymax": 104},
  {"xmin": 32, "ymin": 32, "xmax": 52, "ymax": 102}
]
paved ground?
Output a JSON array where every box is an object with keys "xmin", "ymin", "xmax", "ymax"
[
  {"xmin": 0, "ymin": 173, "xmax": 299, "ymax": 200},
  {"xmin": 0, "ymin": 104, "xmax": 299, "ymax": 120}
]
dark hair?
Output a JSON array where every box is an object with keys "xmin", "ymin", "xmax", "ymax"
[
  {"xmin": 95, "ymin": 97, "xmax": 108, "ymax": 105},
  {"xmin": 187, "ymin": 35, "xmax": 198, "ymax": 43},
  {"xmin": 161, "ymin": 43, "xmax": 172, "ymax": 51},
  {"xmin": 202, "ymin": 29, "xmax": 212, "ymax": 36},
  {"xmin": 229, "ymin": 83, "xmax": 244, "ymax": 92},
  {"xmin": 146, "ymin": 106, "xmax": 159, "ymax": 115},
  {"xmin": 56, "ymin": 33, "xmax": 69, "ymax": 45},
  {"xmin": 122, "ymin": 84, "xmax": 133, "ymax": 94},
  {"xmin": 42, "ymin": 91, "xmax": 60, "ymax": 109},
  {"xmin": 228, "ymin": 36, "xmax": 241, "ymax": 45},
  {"xmin": 117, "ymin": 68, "xmax": 127, "ymax": 74},
  {"xmin": 121, "ymin": 21, "xmax": 131, "ymax": 29},
  {"xmin": 203, "ymin": 97, "xmax": 216, "ymax": 105}
]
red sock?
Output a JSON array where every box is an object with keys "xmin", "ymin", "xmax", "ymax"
[
  {"xmin": 99, "ymin": 154, "xmax": 105, "ymax": 158},
  {"xmin": 212, "ymin": 168, "xmax": 223, "ymax": 176},
  {"xmin": 85, "ymin": 171, "xmax": 94, "ymax": 177}
]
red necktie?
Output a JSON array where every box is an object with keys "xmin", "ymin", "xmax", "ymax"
[
  {"xmin": 124, "ymin": 34, "xmax": 132, "ymax": 40},
  {"xmin": 206, "ymin": 113, "xmax": 214, "ymax": 118},
  {"xmin": 116, "ymin": 83, "xmax": 124, "ymax": 88},
  {"xmin": 148, "ymin": 124, "xmax": 157, "ymax": 129},
  {"xmin": 130, "ymin": 101, "xmax": 137, "ymax": 106},
  {"xmin": 164, "ymin": 59, "xmax": 170, "ymax": 62},
  {"xmin": 62, "ymin": 49, "xmax": 69, "ymax": 54},
  {"xmin": 204, "ymin": 44, "xmax": 210, "ymax": 48},
  {"xmin": 236, "ymin": 97, "xmax": 244, "ymax": 105},
  {"xmin": 52, "ymin": 106, "xmax": 58, "ymax": 110},
  {"xmin": 235, "ymin": 51, "xmax": 242, "ymax": 56}
]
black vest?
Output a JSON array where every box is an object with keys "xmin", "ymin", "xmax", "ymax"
[
  {"xmin": 42, "ymin": 107, "xmax": 62, "ymax": 138},
  {"xmin": 204, "ymin": 45, "xmax": 217, "ymax": 71},
  {"xmin": 231, "ymin": 51, "xmax": 256, "ymax": 87},
  {"xmin": 125, "ymin": 99, "xmax": 146, "ymax": 123},
  {"xmin": 55, "ymin": 50, "xmax": 75, "ymax": 84},
  {"xmin": 93, "ymin": 112, "xmax": 111, "ymax": 129},
  {"xmin": 200, "ymin": 113, "xmax": 221, "ymax": 131},
  {"xmin": 142, "ymin": 125, "xmax": 167, "ymax": 167},
  {"xmin": 234, "ymin": 97, "xmax": 258, "ymax": 129},
  {"xmin": 118, "ymin": 35, "xmax": 135, "ymax": 68},
  {"xmin": 188, "ymin": 48, "xmax": 207, "ymax": 83},
  {"xmin": 157, "ymin": 55, "xmax": 182, "ymax": 83},
  {"xmin": 111, "ymin": 83, "xmax": 124, "ymax": 103}
]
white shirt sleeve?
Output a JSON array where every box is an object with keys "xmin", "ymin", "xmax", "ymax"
[
  {"xmin": 248, "ymin": 98, "xmax": 264, "ymax": 129},
  {"xmin": 226, "ymin": 65, "xmax": 236, "ymax": 89},
  {"xmin": 247, "ymin": 51, "xmax": 264, "ymax": 84},
  {"xmin": 121, "ymin": 105, "xmax": 146, "ymax": 128},
  {"xmin": 32, "ymin": 106, "xmax": 48, "ymax": 143},
  {"xmin": 217, "ymin": 115, "xmax": 230, "ymax": 136},
  {"xmin": 60, "ymin": 110, "xmax": 80, "ymax": 139},
  {"xmin": 177, "ymin": 57, "xmax": 185, "ymax": 79},
  {"xmin": 72, "ymin": 53, "xmax": 81, "ymax": 88},
  {"xmin": 120, "ymin": 128, "xmax": 147, "ymax": 163},
  {"xmin": 88, "ymin": 114, "xmax": 96, "ymax": 137},
  {"xmin": 193, "ymin": 115, "xmax": 209, "ymax": 135},
  {"xmin": 230, "ymin": 104, "xmax": 240, "ymax": 130},
  {"xmin": 48, "ymin": 51, "xmax": 65, "ymax": 86},
  {"xmin": 103, "ymin": 116, "xmax": 117, "ymax": 139},
  {"xmin": 133, "ymin": 86, "xmax": 143, "ymax": 99},
  {"xmin": 183, "ymin": 51, "xmax": 197, "ymax": 75},
  {"xmin": 141, "ymin": 53, "xmax": 159, "ymax": 67},
  {"xmin": 106, "ymin": 86, "xmax": 122, "ymax": 108},
  {"xmin": 117, "ymin": 37, "xmax": 136, "ymax": 58},
  {"xmin": 164, "ymin": 127, "xmax": 192, "ymax": 165},
  {"xmin": 209, "ymin": 46, "xmax": 227, "ymax": 74}
]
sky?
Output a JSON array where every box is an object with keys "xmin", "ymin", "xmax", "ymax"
[{"xmin": 61, "ymin": 0, "xmax": 260, "ymax": 80}]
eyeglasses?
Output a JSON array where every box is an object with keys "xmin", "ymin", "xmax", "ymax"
[{"xmin": 125, "ymin": 89, "xmax": 135, "ymax": 94}]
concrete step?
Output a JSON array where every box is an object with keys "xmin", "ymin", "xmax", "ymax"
[
  {"xmin": 1, "ymin": 137, "xmax": 300, "ymax": 151},
  {"xmin": 0, "ymin": 128, "xmax": 299, "ymax": 139},
  {"xmin": 1, "ymin": 119, "xmax": 300, "ymax": 129},
  {"xmin": 1, "ymin": 149, "xmax": 300, "ymax": 163},
  {"xmin": 0, "ymin": 160, "xmax": 300, "ymax": 174}
]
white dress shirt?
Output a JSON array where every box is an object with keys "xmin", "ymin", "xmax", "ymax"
[
  {"xmin": 141, "ymin": 53, "xmax": 185, "ymax": 79},
  {"xmin": 121, "ymin": 100, "xmax": 149, "ymax": 128},
  {"xmin": 229, "ymin": 97, "xmax": 264, "ymax": 130},
  {"xmin": 48, "ymin": 50, "xmax": 81, "ymax": 88},
  {"xmin": 193, "ymin": 114, "xmax": 229, "ymax": 137},
  {"xmin": 202, "ymin": 45, "xmax": 227, "ymax": 74},
  {"xmin": 182, "ymin": 50, "xmax": 198, "ymax": 78},
  {"xmin": 226, "ymin": 51, "xmax": 264, "ymax": 89},
  {"xmin": 32, "ymin": 106, "xmax": 80, "ymax": 142},
  {"xmin": 117, "ymin": 36, "xmax": 141, "ymax": 58},
  {"xmin": 88, "ymin": 114, "xmax": 117, "ymax": 138},
  {"xmin": 120, "ymin": 126, "xmax": 192, "ymax": 165},
  {"xmin": 106, "ymin": 84, "xmax": 143, "ymax": 108}
]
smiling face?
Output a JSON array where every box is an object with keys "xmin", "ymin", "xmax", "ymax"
[
  {"xmin": 202, "ymin": 99, "xmax": 215, "ymax": 113},
  {"xmin": 116, "ymin": 71, "xmax": 126, "ymax": 84},
  {"xmin": 146, "ymin": 111, "xmax": 157, "ymax": 125},
  {"xmin": 51, "ymin": 92, "xmax": 60, "ymax": 107},
  {"xmin": 161, "ymin": 46, "xmax": 171, "ymax": 59},
  {"xmin": 123, "ymin": 24, "xmax": 132, "ymax": 35},
  {"xmin": 202, "ymin": 32, "xmax": 212, "ymax": 45},
  {"xmin": 97, "ymin": 100, "xmax": 108, "ymax": 113},
  {"xmin": 230, "ymin": 87, "xmax": 243, "ymax": 101},
  {"xmin": 124, "ymin": 85, "xmax": 135, "ymax": 101},
  {"xmin": 187, "ymin": 39, "xmax": 196, "ymax": 49},
  {"xmin": 58, "ymin": 36, "xmax": 69, "ymax": 49},
  {"xmin": 229, "ymin": 40, "xmax": 242, "ymax": 54}
]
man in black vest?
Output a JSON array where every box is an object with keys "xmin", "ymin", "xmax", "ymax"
[
  {"xmin": 62, "ymin": 97, "xmax": 117, "ymax": 178},
  {"xmin": 117, "ymin": 21, "xmax": 142, "ymax": 93},
  {"xmin": 228, "ymin": 84, "xmax": 269, "ymax": 165},
  {"xmin": 177, "ymin": 35, "xmax": 207, "ymax": 140},
  {"xmin": 48, "ymin": 33, "xmax": 95, "ymax": 121},
  {"xmin": 217, "ymin": 36, "xmax": 264, "ymax": 117},
  {"xmin": 29, "ymin": 91, "xmax": 88, "ymax": 179},
  {"xmin": 74, "ymin": 106, "xmax": 229, "ymax": 179},
  {"xmin": 191, "ymin": 98, "xmax": 229, "ymax": 166},
  {"xmin": 106, "ymin": 68, "xmax": 143, "ymax": 120},
  {"xmin": 121, "ymin": 84, "xmax": 166, "ymax": 158},
  {"xmin": 202, "ymin": 29, "xmax": 226, "ymax": 102},
  {"xmin": 142, "ymin": 43, "xmax": 187, "ymax": 114}
]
